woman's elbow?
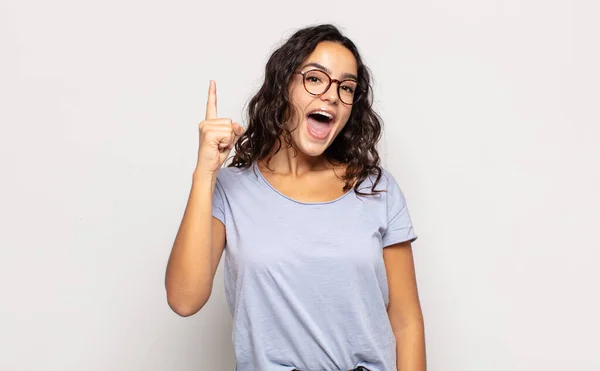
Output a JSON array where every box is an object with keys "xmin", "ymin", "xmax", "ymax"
[{"xmin": 165, "ymin": 287, "xmax": 210, "ymax": 317}]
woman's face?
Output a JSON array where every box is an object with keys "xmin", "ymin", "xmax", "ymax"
[{"xmin": 286, "ymin": 41, "xmax": 358, "ymax": 158}]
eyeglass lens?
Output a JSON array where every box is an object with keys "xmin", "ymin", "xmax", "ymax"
[{"xmin": 303, "ymin": 70, "xmax": 358, "ymax": 104}]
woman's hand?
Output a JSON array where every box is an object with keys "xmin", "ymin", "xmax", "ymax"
[{"xmin": 195, "ymin": 80, "xmax": 244, "ymax": 176}]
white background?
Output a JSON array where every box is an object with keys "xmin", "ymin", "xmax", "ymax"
[{"xmin": 1, "ymin": 0, "xmax": 599, "ymax": 370}]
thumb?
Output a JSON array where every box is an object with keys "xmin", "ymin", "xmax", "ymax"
[{"xmin": 232, "ymin": 122, "xmax": 245, "ymax": 136}]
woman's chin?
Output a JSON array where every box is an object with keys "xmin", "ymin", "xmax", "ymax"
[{"xmin": 294, "ymin": 135, "xmax": 332, "ymax": 157}]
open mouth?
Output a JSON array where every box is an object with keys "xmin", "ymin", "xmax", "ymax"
[{"xmin": 306, "ymin": 110, "xmax": 335, "ymax": 140}]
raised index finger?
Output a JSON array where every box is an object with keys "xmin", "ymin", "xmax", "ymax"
[{"xmin": 205, "ymin": 80, "xmax": 217, "ymax": 120}]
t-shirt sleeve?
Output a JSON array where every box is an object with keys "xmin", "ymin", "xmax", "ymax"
[
  {"xmin": 212, "ymin": 178, "xmax": 226, "ymax": 226},
  {"xmin": 382, "ymin": 173, "xmax": 418, "ymax": 247}
]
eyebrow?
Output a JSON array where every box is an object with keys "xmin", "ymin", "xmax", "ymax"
[{"xmin": 301, "ymin": 62, "xmax": 358, "ymax": 81}]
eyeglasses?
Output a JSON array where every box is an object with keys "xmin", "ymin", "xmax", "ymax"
[{"xmin": 294, "ymin": 69, "xmax": 362, "ymax": 105}]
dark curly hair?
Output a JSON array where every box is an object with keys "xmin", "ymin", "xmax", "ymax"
[{"xmin": 229, "ymin": 24, "xmax": 384, "ymax": 196}]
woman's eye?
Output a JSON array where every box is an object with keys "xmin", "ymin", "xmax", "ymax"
[{"xmin": 341, "ymin": 85, "xmax": 355, "ymax": 93}]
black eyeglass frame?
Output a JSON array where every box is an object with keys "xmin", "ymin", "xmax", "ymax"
[{"xmin": 294, "ymin": 69, "xmax": 363, "ymax": 105}]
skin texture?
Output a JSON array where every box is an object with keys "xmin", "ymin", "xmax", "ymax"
[
  {"xmin": 286, "ymin": 41, "xmax": 355, "ymax": 161},
  {"xmin": 165, "ymin": 80, "xmax": 240, "ymax": 316},
  {"xmin": 258, "ymin": 42, "xmax": 357, "ymax": 202},
  {"xmin": 384, "ymin": 241, "xmax": 427, "ymax": 371}
]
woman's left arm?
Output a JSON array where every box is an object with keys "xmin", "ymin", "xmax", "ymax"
[{"xmin": 383, "ymin": 241, "xmax": 426, "ymax": 371}]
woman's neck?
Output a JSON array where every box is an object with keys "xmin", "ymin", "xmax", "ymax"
[{"xmin": 258, "ymin": 142, "xmax": 331, "ymax": 177}]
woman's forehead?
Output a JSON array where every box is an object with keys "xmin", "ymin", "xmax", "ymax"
[{"xmin": 302, "ymin": 42, "xmax": 358, "ymax": 77}]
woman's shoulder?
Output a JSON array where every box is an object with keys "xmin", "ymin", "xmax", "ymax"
[{"xmin": 214, "ymin": 162, "xmax": 261, "ymax": 189}]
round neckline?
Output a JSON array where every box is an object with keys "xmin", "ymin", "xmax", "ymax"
[{"xmin": 252, "ymin": 162, "xmax": 354, "ymax": 206}]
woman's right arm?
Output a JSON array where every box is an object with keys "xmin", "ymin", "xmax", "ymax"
[
  {"xmin": 165, "ymin": 81, "xmax": 244, "ymax": 317},
  {"xmin": 165, "ymin": 172, "xmax": 226, "ymax": 317}
]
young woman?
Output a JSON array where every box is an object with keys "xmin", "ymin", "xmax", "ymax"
[{"xmin": 165, "ymin": 24, "xmax": 426, "ymax": 371}]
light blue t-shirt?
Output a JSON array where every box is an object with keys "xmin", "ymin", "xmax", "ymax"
[{"xmin": 212, "ymin": 162, "xmax": 417, "ymax": 371}]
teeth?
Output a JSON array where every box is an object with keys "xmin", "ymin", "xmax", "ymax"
[{"xmin": 310, "ymin": 111, "xmax": 333, "ymax": 119}]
